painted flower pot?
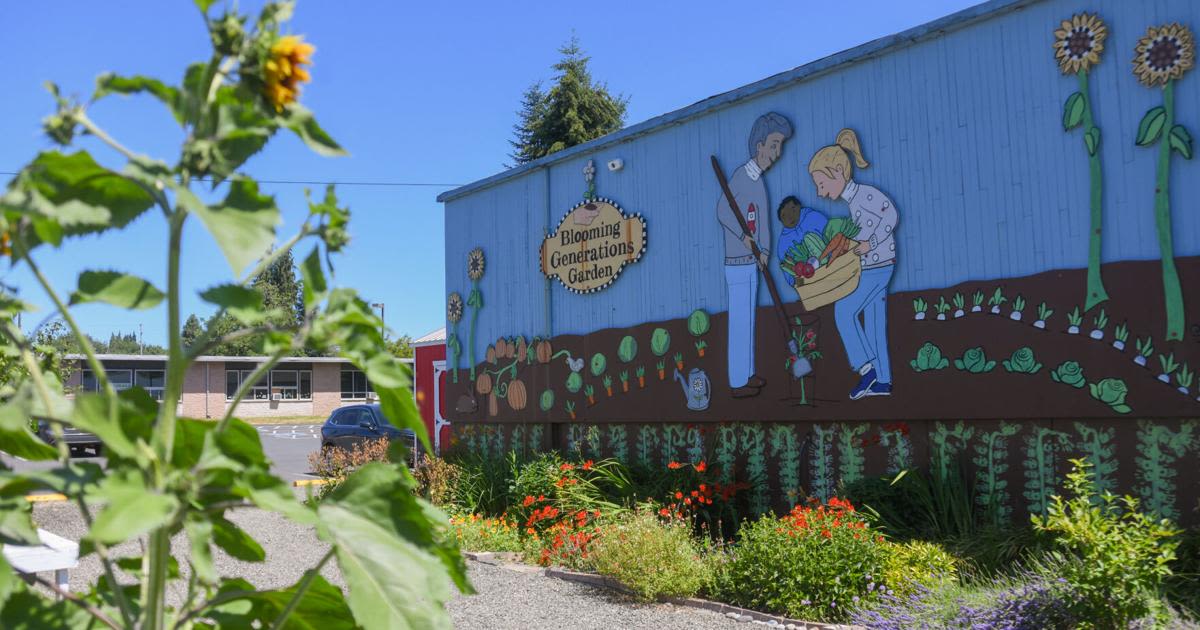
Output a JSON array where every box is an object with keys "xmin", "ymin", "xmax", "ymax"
[
  {"xmin": 1134, "ymin": 355, "xmax": 1148, "ymax": 367},
  {"xmin": 792, "ymin": 357, "xmax": 814, "ymax": 379},
  {"xmin": 1157, "ymin": 374, "xmax": 1171, "ymax": 384},
  {"xmin": 914, "ymin": 312, "xmax": 926, "ymax": 321},
  {"xmin": 1067, "ymin": 325, "xmax": 1080, "ymax": 335},
  {"xmin": 1089, "ymin": 329, "xmax": 1104, "ymax": 340},
  {"xmin": 954, "ymin": 310, "xmax": 965, "ymax": 318},
  {"xmin": 1112, "ymin": 340, "xmax": 1125, "ymax": 351},
  {"xmin": 1033, "ymin": 320, "xmax": 1046, "ymax": 329},
  {"xmin": 1009, "ymin": 311, "xmax": 1022, "ymax": 321}
]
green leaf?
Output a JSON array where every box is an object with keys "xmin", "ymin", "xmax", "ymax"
[
  {"xmin": 215, "ymin": 418, "xmax": 267, "ymax": 468},
  {"xmin": 0, "ymin": 497, "xmax": 41, "ymax": 546},
  {"xmin": 68, "ymin": 270, "xmax": 164, "ymax": 310},
  {"xmin": 0, "ymin": 406, "xmax": 57, "ymax": 461},
  {"xmin": 281, "ymin": 105, "xmax": 347, "ymax": 157},
  {"xmin": 1169, "ymin": 124, "xmax": 1193, "ymax": 159},
  {"xmin": 212, "ymin": 516, "xmax": 265, "ymax": 562},
  {"xmin": 1136, "ymin": 106, "xmax": 1167, "ymax": 146},
  {"xmin": 319, "ymin": 503, "xmax": 452, "ymax": 630},
  {"xmin": 93, "ymin": 73, "xmax": 183, "ymax": 124},
  {"xmin": 189, "ymin": 178, "xmax": 280, "ymax": 276},
  {"xmin": 200, "ymin": 284, "xmax": 267, "ymax": 325},
  {"xmin": 68, "ymin": 392, "xmax": 148, "ymax": 462},
  {"xmin": 0, "ymin": 151, "xmax": 156, "ymax": 246},
  {"xmin": 186, "ymin": 517, "xmax": 217, "ymax": 585},
  {"xmin": 0, "ymin": 591, "xmax": 94, "ymax": 629},
  {"xmin": 89, "ymin": 471, "xmax": 179, "ymax": 544},
  {"xmin": 1062, "ymin": 92, "xmax": 1085, "ymax": 130},
  {"xmin": 300, "ymin": 246, "xmax": 327, "ymax": 308},
  {"xmin": 1084, "ymin": 127, "xmax": 1100, "ymax": 157},
  {"xmin": 194, "ymin": 0, "xmax": 217, "ymax": 13},
  {"xmin": 205, "ymin": 574, "xmax": 356, "ymax": 630},
  {"xmin": 0, "ymin": 553, "xmax": 19, "ymax": 609},
  {"xmin": 238, "ymin": 469, "xmax": 319, "ymax": 526}
]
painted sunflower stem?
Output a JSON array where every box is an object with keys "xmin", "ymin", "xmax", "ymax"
[
  {"xmin": 1155, "ymin": 80, "xmax": 1184, "ymax": 341},
  {"xmin": 1077, "ymin": 70, "xmax": 1109, "ymax": 311}
]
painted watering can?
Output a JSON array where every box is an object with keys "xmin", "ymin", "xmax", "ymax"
[{"xmin": 673, "ymin": 368, "xmax": 710, "ymax": 411}]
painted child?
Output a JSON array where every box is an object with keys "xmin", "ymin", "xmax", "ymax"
[
  {"xmin": 808, "ymin": 129, "xmax": 898, "ymax": 399},
  {"xmin": 775, "ymin": 195, "xmax": 828, "ymax": 268}
]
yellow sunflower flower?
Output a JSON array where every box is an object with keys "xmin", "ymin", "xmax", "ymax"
[
  {"xmin": 0, "ymin": 231, "xmax": 10, "ymax": 258},
  {"xmin": 1132, "ymin": 23, "xmax": 1195, "ymax": 87},
  {"xmin": 1054, "ymin": 13, "xmax": 1107, "ymax": 74},
  {"xmin": 263, "ymin": 34, "xmax": 314, "ymax": 111},
  {"xmin": 467, "ymin": 248, "xmax": 486, "ymax": 281}
]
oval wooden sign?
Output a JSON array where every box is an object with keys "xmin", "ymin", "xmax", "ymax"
[{"xmin": 540, "ymin": 197, "xmax": 647, "ymax": 294}]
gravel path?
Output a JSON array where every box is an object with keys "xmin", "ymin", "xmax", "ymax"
[{"xmin": 30, "ymin": 501, "xmax": 737, "ymax": 628}]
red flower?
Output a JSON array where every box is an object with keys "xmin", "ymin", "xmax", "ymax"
[
  {"xmin": 523, "ymin": 495, "xmax": 535, "ymax": 507},
  {"xmin": 675, "ymin": 492, "xmax": 684, "ymax": 500},
  {"xmin": 694, "ymin": 461, "xmax": 707, "ymax": 473},
  {"xmin": 582, "ymin": 460, "xmax": 594, "ymax": 471},
  {"xmin": 821, "ymin": 529, "xmax": 832, "ymax": 538},
  {"xmin": 667, "ymin": 461, "xmax": 683, "ymax": 470},
  {"xmin": 560, "ymin": 463, "xmax": 574, "ymax": 472},
  {"xmin": 659, "ymin": 508, "xmax": 670, "ymax": 517},
  {"xmin": 804, "ymin": 330, "xmax": 815, "ymax": 340}
]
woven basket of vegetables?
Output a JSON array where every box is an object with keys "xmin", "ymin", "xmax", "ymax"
[{"xmin": 780, "ymin": 217, "xmax": 863, "ymax": 311}]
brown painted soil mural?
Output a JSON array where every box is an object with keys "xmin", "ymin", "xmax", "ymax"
[{"xmin": 449, "ymin": 257, "xmax": 1200, "ymax": 424}]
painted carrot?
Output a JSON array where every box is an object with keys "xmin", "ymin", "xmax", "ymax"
[
  {"xmin": 656, "ymin": 359, "xmax": 666, "ymax": 381},
  {"xmin": 695, "ymin": 340, "xmax": 707, "ymax": 358},
  {"xmin": 674, "ymin": 352, "xmax": 684, "ymax": 371},
  {"xmin": 619, "ymin": 370, "xmax": 629, "ymax": 393},
  {"xmin": 565, "ymin": 400, "xmax": 576, "ymax": 420},
  {"xmin": 584, "ymin": 384, "xmax": 595, "ymax": 407},
  {"xmin": 636, "ymin": 365, "xmax": 646, "ymax": 388},
  {"xmin": 603, "ymin": 374, "xmax": 613, "ymax": 397}
]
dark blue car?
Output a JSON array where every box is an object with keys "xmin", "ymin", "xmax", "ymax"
[{"xmin": 319, "ymin": 404, "xmax": 418, "ymax": 466}]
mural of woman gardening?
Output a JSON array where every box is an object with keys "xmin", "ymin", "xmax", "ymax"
[{"xmin": 808, "ymin": 129, "xmax": 899, "ymax": 400}]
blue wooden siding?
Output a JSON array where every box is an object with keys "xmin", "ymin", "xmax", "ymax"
[{"xmin": 444, "ymin": 0, "xmax": 1200, "ymax": 361}]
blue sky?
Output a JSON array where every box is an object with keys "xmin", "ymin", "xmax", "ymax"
[{"xmin": 1, "ymin": 0, "xmax": 983, "ymax": 346}]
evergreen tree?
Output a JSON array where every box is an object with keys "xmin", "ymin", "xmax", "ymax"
[
  {"xmin": 181, "ymin": 314, "xmax": 204, "ymax": 350},
  {"xmin": 508, "ymin": 36, "xmax": 627, "ymax": 165},
  {"xmin": 186, "ymin": 248, "xmax": 306, "ymax": 356}
]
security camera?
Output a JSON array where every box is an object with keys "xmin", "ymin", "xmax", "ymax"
[{"xmin": 607, "ymin": 158, "xmax": 624, "ymax": 172}]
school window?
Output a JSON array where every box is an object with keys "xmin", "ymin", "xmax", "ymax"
[
  {"xmin": 225, "ymin": 370, "xmax": 269, "ymax": 401},
  {"xmin": 340, "ymin": 369, "xmax": 371, "ymax": 400},
  {"xmin": 81, "ymin": 369, "xmax": 133, "ymax": 392},
  {"xmin": 225, "ymin": 369, "xmax": 311, "ymax": 401},
  {"xmin": 135, "ymin": 370, "xmax": 165, "ymax": 401}
]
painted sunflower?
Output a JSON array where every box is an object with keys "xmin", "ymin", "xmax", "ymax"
[
  {"xmin": 263, "ymin": 35, "xmax": 314, "ymax": 111},
  {"xmin": 1132, "ymin": 23, "xmax": 1195, "ymax": 87},
  {"xmin": 1054, "ymin": 13, "xmax": 1107, "ymax": 74},
  {"xmin": 467, "ymin": 248, "xmax": 486, "ymax": 281},
  {"xmin": 447, "ymin": 292, "xmax": 464, "ymax": 323}
]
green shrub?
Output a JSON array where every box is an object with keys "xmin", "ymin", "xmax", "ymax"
[
  {"xmin": 1032, "ymin": 458, "xmax": 1181, "ymax": 627},
  {"xmin": 448, "ymin": 512, "xmax": 523, "ymax": 552},
  {"xmin": 508, "ymin": 454, "xmax": 632, "ymax": 526},
  {"xmin": 881, "ymin": 540, "xmax": 959, "ymax": 598},
  {"xmin": 712, "ymin": 498, "xmax": 890, "ymax": 622},
  {"xmin": 446, "ymin": 450, "xmax": 520, "ymax": 515},
  {"xmin": 413, "ymin": 454, "xmax": 462, "ymax": 507},
  {"xmin": 591, "ymin": 511, "xmax": 711, "ymax": 601}
]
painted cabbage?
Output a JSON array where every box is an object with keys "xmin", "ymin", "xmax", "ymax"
[
  {"xmin": 618, "ymin": 335, "xmax": 638, "ymax": 363},
  {"xmin": 1090, "ymin": 378, "xmax": 1131, "ymax": 414},
  {"xmin": 688, "ymin": 309, "xmax": 710, "ymax": 337},
  {"xmin": 954, "ymin": 347, "xmax": 996, "ymax": 373},
  {"xmin": 566, "ymin": 372, "xmax": 583, "ymax": 393},
  {"xmin": 539, "ymin": 389, "xmax": 554, "ymax": 412},
  {"xmin": 1002, "ymin": 346, "xmax": 1042, "ymax": 374},
  {"xmin": 1050, "ymin": 361, "xmax": 1086, "ymax": 388},
  {"xmin": 590, "ymin": 353, "xmax": 607, "ymax": 377},
  {"xmin": 910, "ymin": 342, "xmax": 949, "ymax": 372},
  {"xmin": 650, "ymin": 327, "xmax": 670, "ymax": 356}
]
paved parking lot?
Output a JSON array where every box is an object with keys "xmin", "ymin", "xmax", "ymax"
[{"xmin": 2, "ymin": 422, "xmax": 324, "ymax": 484}]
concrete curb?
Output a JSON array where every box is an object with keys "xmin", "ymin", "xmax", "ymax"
[{"xmin": 542, "ymin": 566, "xmax": 861, "ymax": 629}]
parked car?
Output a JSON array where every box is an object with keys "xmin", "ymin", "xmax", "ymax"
[
  {"xmin": 319, "ymin": 404, "xmax": 418, "ymax": 467},
  {"xmin": 35, "ymin": 418, "xmax": 102, "ymax": 457}
]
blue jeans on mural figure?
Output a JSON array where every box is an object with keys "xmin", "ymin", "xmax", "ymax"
[
  {"xmin": 835, "ymin": 264, "xmax": 893, "ymax": 399},
  {"xmin": 725, "ymin": 263, "xmax": 758, "ymax": 388}
]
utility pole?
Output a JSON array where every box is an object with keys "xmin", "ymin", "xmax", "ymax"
[
  {"xmin": 139, "ymin": 323, "xmax": 144, "ymax": 354},
  {"xmin": 370, "ymin": 303, "xmax": 385, "ymax": 340}
]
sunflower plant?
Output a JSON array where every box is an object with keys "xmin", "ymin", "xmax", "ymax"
[
  {"xmin": 1054, "ymin": 13, "xmax": 1110, "ymax": 312},
  {"xmin": 0, "ymin": 2, "xmax": 467, "ymax": 629},
  {"xmin": 1132, "ymin": 23, "xmax": 1195, "ymax": 341}
]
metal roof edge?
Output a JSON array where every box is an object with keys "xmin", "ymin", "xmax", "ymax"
[
  {"xmin": 65, "ymin": 353, "xmax": 413, "ymax": 364},
  {"xmin": 436, "ymin": 0, "xmax": 1040, "ymax": 204}
]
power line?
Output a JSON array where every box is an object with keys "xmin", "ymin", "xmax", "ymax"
[{"xmin": 0, "ymin": 171, "xmax": 462, "ymax": 188}]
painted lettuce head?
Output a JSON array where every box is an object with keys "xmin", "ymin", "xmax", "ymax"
[
  {"xmin": 955, "ymin": 347, "xmax": 996, "ymax": 373},
  {"xmin": 1003, "ymin": 346, "xmax": 1042, "ymax": 374},
  {"xmin": 911, "ymin": 342, "xmax": 949, "ymax": 372},
  {"xmin": 1089, "ymin": 377, "xmax": 1130, "ymax": 414},
  {"xmin": 1050, "ymin": 361, "xmax": 1086, "ymax": 388},
  {"xmin": 650, "ymin": 328, "xmax": 671, "ymax": 357}
]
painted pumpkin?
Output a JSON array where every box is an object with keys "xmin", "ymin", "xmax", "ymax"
[
  {"xmin": 476, "ymin": 373, "xmax": 493, "ymax": 395},
  {"xmin": 486, "ymin": 345, "xmax": 497, "ymax": 364},
  {"xmin": 536, "ymin": 339, "xmax": 553, "ymax": 364},
  {"xmin": 508, "ymin": 379, "xmax": 527, "ymax": 410},
  {"xmin": 495, "ymin": 337, "xmax": 508, "ymax": 359},
  {"xmin": 515, "ymin": 336, "xmax": 528, "ymax": 362},
  {"xmin": 487, "ymin": 393, "xmax": 498, "ymax": 416}
]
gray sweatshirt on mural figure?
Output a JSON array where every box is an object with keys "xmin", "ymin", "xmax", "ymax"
[
  {"xmin": 716, "ymin": 160, "xmax": 770, "ymax": 265},
  {"xmin": 842, "ymin": 180, "xmax": 898, "ymax": 269}
]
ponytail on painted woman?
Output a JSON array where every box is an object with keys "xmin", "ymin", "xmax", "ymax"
[{"xmin": 808, "ymin": 128, "xmax": 869, "ymax": 178}]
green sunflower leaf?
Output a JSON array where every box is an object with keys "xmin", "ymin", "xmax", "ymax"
[
  {"xmin": 1062, "ymin": 92, "xmax": 1085, "ymax": 130},
  {"xmin": 1136, "ymin": 106, "xmax": 1167, "ymax": 146},
  {"xmin": 1169, "ymin": 124, "xmax": 1193, "ymax": 159},
  {"xmin": 69, "ymin": 270, "xmax": 164, "ymax": 310}
]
